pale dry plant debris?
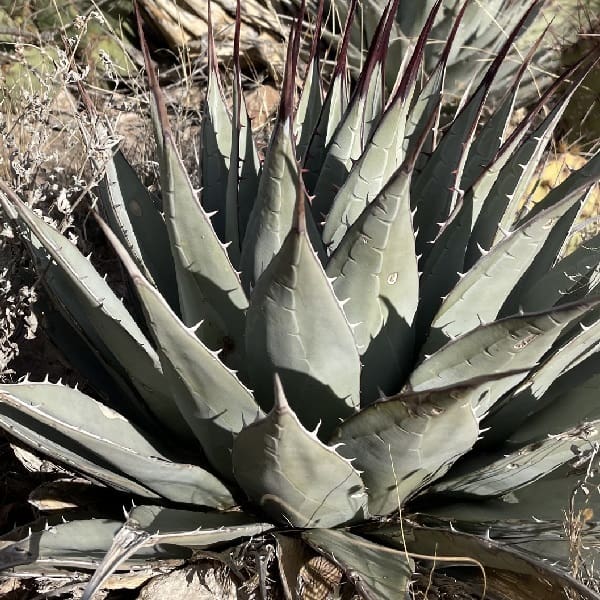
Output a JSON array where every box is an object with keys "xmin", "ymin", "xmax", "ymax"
[{"xmin": 565, "ymin": 445, "xmax": 600, "ymax": 597}]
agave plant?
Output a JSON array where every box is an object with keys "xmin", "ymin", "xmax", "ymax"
[{"xmin": 1, "ymin": 0, "xmax": 600, "ymax": 598}]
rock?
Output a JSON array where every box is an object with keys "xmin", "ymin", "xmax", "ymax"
[{"xmin": 137, "ymin": 563, "xmax": 238, "ymax": 600}]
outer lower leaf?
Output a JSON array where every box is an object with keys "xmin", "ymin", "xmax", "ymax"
[
  {"xmin": 0, "ymin": 519, "xmax": 181, "ymax": 574},
  {"xmin": 0, "ymin": 191, "xmax": 189, "ymax": 439},
  {"xmin": 97, "ymin": 215, "xmax": 261, "ymax": 478},
  {"xmin": 420, "ymin": 462, "xmax": 600, "ymax": 567},
  {"xmin": 506, "ymin": 369, "xmax": 600, "ymax": 448},
  {"xmin": 415, "ymin": 514, "xmax": 600, "ymax": 571},
  {"xmin": 0, "ymin": 383, "xmax": 234, "ymax": 508},
  {"xmin": 326, "ymin": 166, "xmax": 418, "ymax": 399},
  {"xmin": 371, "ymin": 522, "xmax": 599, "ymax": 600},
  {"xmin": 126, "ymin": 505, "xmax": 272, "ymax": 546},
  {"xmin": 482, "ymin": 349, "xmax": 600, "ymax": 448},
  {"xmin": 232, "ymin": 377, "xmax": 367, "ymax": 528},
  {"xmin": 302, "ymin": 529, "xmax": 413, "ymax": 600},
  {"xmin": 430, "ymin": 419, "xmax": 600, "ymax": 498},
  {"xmin": 331, "ymin": 384, "xmax": 479, "ymax": 515},
  {"xmin": 0, "ymin": 402, "xmax": 158, "ymax": 499},
  {"xmin": 81, "ymin": 505, "xmax": 273, "ymax": 600},
  {"xmin": 245, "ymin": 197, "xmax": 361, "ymax": 437},
  {"xmin": 98, "ymin": 148, "xmax": 178, "ymax": 311},
  {"xmin": 425, "ymin": 186, "xmax": 590, "ymax": 351},
  {"xmin": 38, "ymin": 293, "xmax": 146, "ymax": 417}
]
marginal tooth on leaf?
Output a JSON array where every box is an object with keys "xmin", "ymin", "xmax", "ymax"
[
  {"xmin": 476, "ymin": 243, "xmax": 489, "ymax": 256},
  {"xmin": 188, "ymin": 321, "xmax": 204, "ymax": 334}
]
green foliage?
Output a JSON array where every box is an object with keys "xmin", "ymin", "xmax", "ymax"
[{"xmin": 1, "ymin": 1, "xmax": 600, "ymax": 597}]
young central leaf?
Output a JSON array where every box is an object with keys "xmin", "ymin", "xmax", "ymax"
[{"xmin": 245, "ymin": 190, "xmax": 360, "ymax": 438}]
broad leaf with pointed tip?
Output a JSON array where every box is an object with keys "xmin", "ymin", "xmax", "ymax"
[
  {"xmin": 331, "ymin": 384, "xmax": 479, "ymax": 515},
  {"xmin": 200, "ymin": 4, "xmax": 232, "ymax": 240},
  {"xmin": 232, "ymin": 377, "xmax": 367, "ymax": 528},
  {"xmin": 0, "ymin": 191, "xmax": 189, "ymax": 439},
  {"xmin": 0, "ymin": 383, "xmax": 234, "ymax": 508},
  {"xmin": 322, "ymin": 0, "xmax": 440, "ymax": 251},
  {"xmin": 140, "ymin": 27, "xmax": 248, "ymax": 355},
  {"xmin": 240, "ymin": 13, "xmax": 324, "ymax": 291},
  {"xmin": 240, "ymin": 118, "xmax": 301, "ymax": 291},
  {"xmin": 161, "ymin": 134, "xmax": 248, "ymax": 354},
  {"xmin": 98, "ymin": 148, "xmax": 178, "ymax": 311},
  {"xmin": 425, "ymin": 188, "xmax": 592, "ymax": 351},
  {"xmin": 464, "ymin": 65, "xmax": 595, "ymax": 269},
  {"xmin": 245, "ymin": 194, "xmax": 360, "ymax": 436},
  {"xmin": 96, "ymin": 215, "xmax": 260, "ymax": 478},
  {"xmin": 302, "ymin": 529, "xmax": 412, "ymax": 600},
  {"xmin": 416, "ymin": 299, "xmax": 600, "ymax": 418},
  {"xmin": 311, "ymin": 0, "xmax": 397, "ymax": 221},
  {"xmin": 326, "ymin": 166, "xmax": 418, "ymax": 400}
]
